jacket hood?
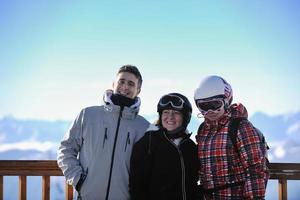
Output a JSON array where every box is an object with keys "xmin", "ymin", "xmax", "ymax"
[
  {"xmin": 102, "ymin": 89, "xmax": 141, "ymax": 119},
  {"xmin": 228, "ymin": 103, "xmax": 248, "ymax": 119}
]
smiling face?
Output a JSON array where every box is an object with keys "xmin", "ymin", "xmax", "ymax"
[
  {"xmin": 161, "ymin": 109, "xmax": 183, "ymax": 131},
  {"xmin": 112, "ymin": 72, "xmax": 140, "ymax": 99}
]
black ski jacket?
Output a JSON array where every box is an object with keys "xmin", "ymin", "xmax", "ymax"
[{"xmin": 129, "ymin": 126, "xmax": 199, "ymax": 200}]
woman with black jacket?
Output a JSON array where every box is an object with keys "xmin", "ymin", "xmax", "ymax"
[{"xmin": 129, "ymin": 93, "xmax": 201, "ymax": 200}]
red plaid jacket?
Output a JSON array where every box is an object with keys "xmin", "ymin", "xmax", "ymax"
[{"xmin": 197, "ymin": 103, "xmax": 269, "ymax": 199}]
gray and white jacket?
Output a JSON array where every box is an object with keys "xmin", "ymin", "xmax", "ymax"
[{"xmin": 57, "ymin": 90, "xmax": 150, "ymax": 200}]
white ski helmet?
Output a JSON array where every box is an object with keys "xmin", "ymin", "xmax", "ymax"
[{"xmin": 194, "ymin": 75, "xmax": 233, "ymax": 108}]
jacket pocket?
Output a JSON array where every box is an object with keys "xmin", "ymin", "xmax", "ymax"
[
  {"xmin": 124, "ymin": 132, "xmax": 131, "ymax": 152},
  {"xmin": 102, "ymin": 128, "xmax": 108, "ymax": 148}
]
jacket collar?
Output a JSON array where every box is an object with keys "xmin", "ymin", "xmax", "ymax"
[
  {"xmin": 147, "ymin": 124, "xmax": 192, "ymax": 138},
  {"xmin": 102, "ymin": 89, "xmax": 141, "ymax": 119}
]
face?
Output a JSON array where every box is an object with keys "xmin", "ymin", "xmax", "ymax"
[
  {"xmin": 203, "ymin": 106, "xmax": 225, "ymax": 121},
  {"xmin": 113, "ymin": 72, "xmax": 140, "ymax": 99},
  {"xmin": 161, "ymin": 109, "xmax": 183, "ymax": 131}
]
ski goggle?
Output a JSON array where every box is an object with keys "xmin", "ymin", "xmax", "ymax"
[
  {"xmin": 196, "ymin": 99, "xmax": 224, "ymax": 112},
  {"xmin": 159, "ymin": 94, "xmax": 184, "ymax": 109}
]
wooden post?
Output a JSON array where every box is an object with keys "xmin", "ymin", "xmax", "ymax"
[
  {"xmin": 278, "ymin": 179, "xmax": 287, "ymax": 200},
  {"xmin": 66, "ymin": 183, "xmax": 73, "ymax": 200},
  {"xmin": 0, "ymin": 175, "xmax": 3, "ymax": 200},
  {"xmin": 19, "ymin": 176, "xmax": 27, "ymax": 200},
  {"xmin": 42, "ymin": 176, "xmax": 50, "ymax": 200}
]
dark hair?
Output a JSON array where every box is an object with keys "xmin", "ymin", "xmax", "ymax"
[{"xmin": 117, "ymin": 65, "xmax": 143, "ymax": 88}]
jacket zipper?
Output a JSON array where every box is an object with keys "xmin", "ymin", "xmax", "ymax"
[
  {"xmin": 163, "ymin": 133, "xmax": 187, "ymax": 200},
  {"xmin": 103, "ymin": 128, "xmax": 108, "ymax": 148},
  {"xmin": 178, "ymin": 148, "xmax": 187, "ymax": 200},
  {"xmin": 105, "ymin": 107, "xmax": 123, "ymax": 200},
  {"xmin": 124, "ymin": 132, "xmax": 130, "ymax": 152}
]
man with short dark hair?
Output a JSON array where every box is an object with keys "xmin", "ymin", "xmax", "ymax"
[{"xmin": 57, "ymin": 65, "xmax": 150, "ymax": 200}]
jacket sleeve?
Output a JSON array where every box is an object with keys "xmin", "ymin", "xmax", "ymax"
[
  {"xmin": 129, "ymin": 134, "xmax": 151, "ymax": 200},
  {"xmin": 236, "ymin": 120, "xmax": 267, "ymax": 199},
  {"xmin": 57, "ymin": 109, "xmax": 85, "ymax": 187}
]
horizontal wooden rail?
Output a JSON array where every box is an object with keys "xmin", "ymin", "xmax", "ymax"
[
  {"xmin": 0, "ymin": 160, "xmax": 62, "ymax": 176},
  {"xmin": 0, "ymin": 161, "xmax": 300, "ymax": 200},
  {"xmin": 269, "ymin": 162, "xmax": 300, "ymax": 180}
]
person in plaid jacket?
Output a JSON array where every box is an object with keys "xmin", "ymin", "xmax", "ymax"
[{"xmin": 194, "ymin": 75, "xmax": 269, "ymax": 199}]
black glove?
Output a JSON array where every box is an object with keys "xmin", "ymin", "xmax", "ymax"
[{"xmin": 75, "ymin": 173, "xmax": 87, "ymax": 192}]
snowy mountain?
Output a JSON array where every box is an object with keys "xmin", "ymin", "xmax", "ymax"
[
  {"xmin": 0, "ymin": 112, "xmax": 300, "ymax": 199},
  {"xmin": 0, "ymin": 116, "xmax": 69, "ymax": 144},
  {"xmin": 250, "ymin": 111, "xmax": 300, "ymax": 163}
]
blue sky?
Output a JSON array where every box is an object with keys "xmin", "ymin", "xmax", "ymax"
[{"xmin": 1, "ymin": 0, "xmax": 300, "ymax": 120}]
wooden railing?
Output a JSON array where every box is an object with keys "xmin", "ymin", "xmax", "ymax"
[
  {"xmin": 268, "ymin": 163, "xmax": 300, "ymax": 200},
  {"xmin": 0, "ymin": 160, "xmax": 73, "ymax": 200},
  {"xmin": 0, "ymin": 161, "xmax": 300, "ymax": 200}
]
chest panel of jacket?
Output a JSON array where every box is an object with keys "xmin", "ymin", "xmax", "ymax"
[{"xmin": 197, "ymin": 124, "xmax": 245, "ymax": 185}]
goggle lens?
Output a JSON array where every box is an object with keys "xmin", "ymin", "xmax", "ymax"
[
  {"xmin": 196, "ymin": 99, "xmax": 223, "ymax": 111},
  {"xmin": 159, "ymin": 95, "xmax": 184, "ymax": 109}
]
